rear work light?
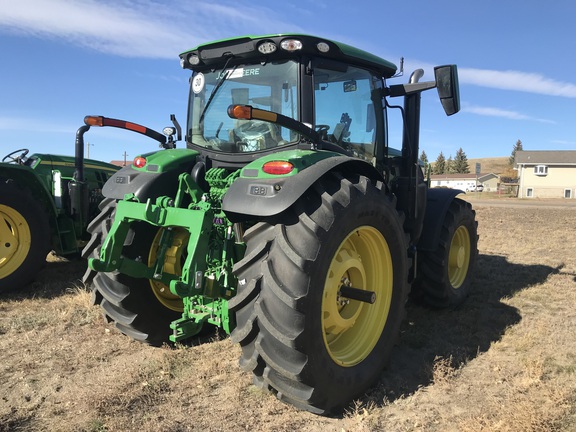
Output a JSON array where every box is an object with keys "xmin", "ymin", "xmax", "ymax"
[
  {"xmin": 316, "ymin": 41, "xmax": 330, "ymax": 53},
  {"xmin": 280, "ymin": 39, "xmax": 303, "ymax": 52},
  {"xmin": 133, "ymin": 156, "xmax": 147, "ymax": 168},
  {"xmin": 262, "ymin": 161, "xmax": 294, "ymax": 175},
  {"xmin": 258, "ymin": 41, "xmax": 277, "ymax": 54}
]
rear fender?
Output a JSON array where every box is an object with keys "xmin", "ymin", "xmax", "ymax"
[
  {"xmin": 418, "ymin": 188, "xmax": 464, "ymax": 251},
  {"xmin": 103, "ymin": 167, "xmax": 185, "ymax": 201},
  {"xmin": 102, "ymin": 149, "xmax": 200, "ymax": 201},
  {"xmin": 1, "ymin": 164, "xmax": 53, "ymax": 203},
  {"xmin": 1, "ymin": 166, "xmax": 59, "ymax": 247},
  {"xmin": 222, "ymin": 150, "xmax": 383, "ymax": 221}
]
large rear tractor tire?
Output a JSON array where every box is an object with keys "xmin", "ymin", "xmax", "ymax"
[
  {"xmin": 0, "ymin": 178, "xmax": 51, "ymax": 292},
  {"xmin": 415, "ymin": 198, "xmax": 478, "ymax": 308},
  {"xmin": 229, "ymin": 173, "xmax": 409, "ymax": 414},
  {"xmin": 82, "ymin": 200, "xmax": 183, "ymax": 346}
]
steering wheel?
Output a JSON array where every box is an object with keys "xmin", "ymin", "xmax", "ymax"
[
  {"xmin": 233, "ymin": 120, "xmax": 278, "ymax": 151},
  {"xmin": 235, "ymin": 120, "xmax": 272, "ymax": 137},
  {"xmin": 2, "ymin": 148, "xmax": 29, "ymax": 164},
  {"xmin": 315, "ymin": 124, "xmax": 330, "ymax": 139}
]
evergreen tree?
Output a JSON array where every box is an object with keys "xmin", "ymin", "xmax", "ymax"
[
  {"xmin": 434, "ymin": 151, "xmax": 446, "ymax": 174},
  {"xmin": 446, "ymin": 155, "xmax": 454, "ymax": 174},
  {"xmin": 509, "ymin": 139, "xmax": 523, "ymax": 166},
  {"xmin": 420, "ymin": 150, "xmax": 430, "ymax": 177},
  {"xmin": 419, "ymin": 150, "xmax": 428, "ymax": 165},
  {"xmin": 454, "ymin": 147, "xmax": 470, "ymax": 173}
]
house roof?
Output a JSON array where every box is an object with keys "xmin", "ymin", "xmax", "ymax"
[
  {"xmin": 515, "ymin": 150, "xmax": 576, "ymax": 165},
  {"xmin": 109, "ymin": 160, "xmax": 129, "ymax": 167},
  {"xmin": 430, "ymin": 173, "xmax": 498, "ymax": 181}
]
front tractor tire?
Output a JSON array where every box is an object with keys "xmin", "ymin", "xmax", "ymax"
[
  {"xmin": 415, "ymin": 198, "xmax": 478, "ymax": 308},
  {"xmin": 82, "ymin": 200, "xmax": 183, "ymax": 346},
  {"xmin": 229, "ymin": 173, "xmax": 409, "ymax": 414},
  {"xmin": 0, "ymin": 178, "xmax": 51, "ymax": 292}
]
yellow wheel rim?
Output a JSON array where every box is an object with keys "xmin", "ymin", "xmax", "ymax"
[
  {"xmin": 448, "ymin": 225, "xmax": 471, "ymax": 289},
  {"xmin": 0, "ymin": 205, "xmax": 31, "ymax": 278},
  {"xmin": 321, "ymin": 226, "xmax": 393, "ymax": 367},
  {"xmin": 148, "ymin": 228, "xmax": 187, "ymax": 312}
]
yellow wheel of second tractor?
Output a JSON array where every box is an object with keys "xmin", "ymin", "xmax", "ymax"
[
  {"xmin": 0, "ymin": 179, "xmax": 50, "ymax": 292},
  {"xmin": 0, "ymin": 204, "xmax": 31, "ymax": 280},
  {"xmin": 321, "ymin": 226, "xmax": 393, "ymax": 367}
]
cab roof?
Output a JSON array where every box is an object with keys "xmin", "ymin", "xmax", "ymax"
[{"xmin": 180, "ymin": 34, "xmax": 398, "ymax": 78}]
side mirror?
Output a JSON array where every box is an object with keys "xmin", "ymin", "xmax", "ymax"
[{"xmin": 434, "ymin": 65, "xmax": 460, "ymax": 116}]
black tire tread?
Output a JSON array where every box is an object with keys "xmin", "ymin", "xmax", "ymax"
[
  {"xmin": 81, "ymin": 200, "xmax": 179, "ymax": 346},
  {"xmin": 231, "ymin": 173, "xmax": 408, "ymax": 414},
  {"xmin": 415, "ymin": 198, "xmax": 478, "ymax": 308},
  {"xmin": 0, "ymin": 178, "xmax": 51, "ymax": 292}
]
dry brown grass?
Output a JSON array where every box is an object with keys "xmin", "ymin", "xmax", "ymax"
[
  {"xmin": 1, "ymin": 203, "xmax": 576, "ymax": 431},
  {"xmin": 468, "ymin": 156, "xmax": 510, "ymax": 175}
]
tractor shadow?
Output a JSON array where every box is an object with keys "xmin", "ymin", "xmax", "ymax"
[{"xmin": 364, "ymin": 253, "xmax": 560, "ymax": 407}]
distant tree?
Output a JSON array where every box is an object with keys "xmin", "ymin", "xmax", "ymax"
[
  {"xmin": 433, "ymin": 151, "xmax": 446, "ymax": 174},
  {"xmin": 425, "ymin": 163, "xmax": 432, "ymax": 179},
  {"xmin": 420, "ymin": 150, "xmax": 431, "ymax": 178},
  {"xmin": 500, "ymin": 139, "xmax": 523, "ymax": 182},
  {"xmin": 446, "ymin": 155, "xmax": 454, "ymax": 173},
  {"xmin": 453, "ymin": 147, "xmax": 470, "ymax": 173},
  {"xmin": 509, "ymin": 139, "xmax": 523, "ymax": 166},
  {"xmin": 419, "ymin": 150, "xmax": 428, "ymax": 165}
]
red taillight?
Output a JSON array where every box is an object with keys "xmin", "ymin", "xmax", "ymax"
[
  {"xmin": 133, "ymin": 156, "xmax": 147, "ymax": 168},
  {"xmin": 262, "ymin": 161, "xmax": 294, "ymax": 175}
]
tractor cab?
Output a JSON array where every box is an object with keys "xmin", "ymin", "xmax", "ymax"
[{"xmin": 181, "ymin": 35, "xmax": 396, "ymax": 170}]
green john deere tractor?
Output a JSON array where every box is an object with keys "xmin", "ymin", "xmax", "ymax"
[
  {"xmin": 0, "ymin": 146, "xmax": 119, "ymax": 292},
  {"xmin": 82, "ymin": 34, "xmax": 478, "ymax": 414}
]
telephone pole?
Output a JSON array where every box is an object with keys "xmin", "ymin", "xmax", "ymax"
[{"xmin": 86, "ymin": 142, "xmax": 94, "ymax": 158}]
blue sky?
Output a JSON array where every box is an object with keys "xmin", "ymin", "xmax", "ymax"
[{"xmin": 1, "ymin": 0, "xmax": 575, "ymax": 163}]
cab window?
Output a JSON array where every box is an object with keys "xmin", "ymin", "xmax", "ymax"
[{"xmin": 314, "ymin": 63, "xmax": 381, "ymax": 162}]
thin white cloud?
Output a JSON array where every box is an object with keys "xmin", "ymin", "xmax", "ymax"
[
  {"xmin": 0, "ymin": 115, "xmax": 74, "ymax": 134},
  {"xmin": 395, "ymin": 60, "xmax": 576, "ymax": 99},
  {"xmin": 459, "ymin": 67, "xmax": 576, "ymax": 98},
  {"xmin": 0, "ymin": 0, "xmax": 304, "ymax": 59},
  {"xmin": 550, "ymin": 139, "xmax": 576, "ymax": 147},
  {"xmin": 0, "ymin": 114, "xmax": 169, "ymax": 149},
  {"xmin": 0, "ymin": 0, "xmax": 184, "ymax": 58},
  {"xmin": 462, "ymin": 104, "xmax": 555, "ymax": 124}
]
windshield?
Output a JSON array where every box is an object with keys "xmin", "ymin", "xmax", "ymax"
[{"xmin": 187, "ymin": 60, "xmax": 299, "ymax": 153}]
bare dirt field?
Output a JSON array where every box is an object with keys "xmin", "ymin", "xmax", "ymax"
[{"xmin": 1, "ymin": 200, "xmax": 576, "ymax": 431}]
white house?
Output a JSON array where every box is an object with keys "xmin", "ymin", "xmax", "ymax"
[{"xmin": 430, "ymin": 173, "xmax": 499, "ymax": 192}]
